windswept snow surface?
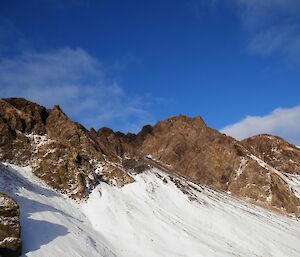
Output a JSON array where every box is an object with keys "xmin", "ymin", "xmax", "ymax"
[
  {"xmin": 0, "ymin": 163, "xmax": 116, "ymax": 257},
  {"xmin": 1, "ymin": 164, "xmax": 300, "ymax": 257},
  {"xmin": 83, "ymin": 169, "xmax": 300, "ymax": 257}
]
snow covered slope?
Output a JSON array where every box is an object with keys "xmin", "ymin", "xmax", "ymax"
[
  {"xmin": 0, "ymin": 163, "xmax": 116, "ymax": 257},
  {"xmin": 83, "ymin": 169, "xmax": 300, "ymax": 257},
  {"xmin": 1, "ymin": 163, "xmax": 300, "ymax": 257}
]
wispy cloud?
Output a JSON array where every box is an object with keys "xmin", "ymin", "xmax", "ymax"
[
  {"xmin": 221, "ymin": 105, "xmax": 300, "ymax": 145},
  {"xmin": 0, "ymin": 47, "xmax": 159, "ymax": 132}
]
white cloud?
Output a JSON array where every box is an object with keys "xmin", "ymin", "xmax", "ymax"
[
  {"xmin": 0, "ymin": 47, "xmax": 157, "ymax": 132},
  {"xmin": 221, "ymin": 105, "xmax": 300, "ymax": 145}
]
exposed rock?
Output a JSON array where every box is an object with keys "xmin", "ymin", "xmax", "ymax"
[
  {"xmin": 0, "ymin": 98, "xmax": 47, "ymax": 164},
  {"xmin": 0, "ymin": 98, "xmax": 134, "ymax": 199},
  {"xmin": 0, "ymin": 192, "xmax": 21, "ymax": 257},
  {"xmin": 135, "ymin": 115, "xmax": 245, "ymax": 191},
  {"xmin": 100, "ymin": 165, "xmax": 135, "ymax": 187},
  {"xmin": 0, "ymin": 98, "xmax": 47, "ymax": 135},
  {"xmin": 122, "ymin": 158, "xmax": 153, "ymax": 174},
  {"xmin": 90, "ymin": 127, "xmax": 136, "ymax": 159},
  {"xmin": 241, "ymin": 134, "xmax": 300, "ymax": 175}
]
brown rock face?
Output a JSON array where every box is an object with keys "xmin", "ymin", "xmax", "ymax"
[
  {"xmin": 0, "ymin": 98, "xmax": 133, "ymax": 199},
  {"xmin": 89, "ymin": 127, "xmax": 136, "ymax": 159},
  {"xmin": 0, "ymin": 98, "xmax": 47, "ymax": 164},
  {"xmin": 135, "ymin": 115, "xmax": 242, "ymax": 190},
  {"xmin": 0, "ymin": 193, "xmax": 22, "ymax": 257},
  {"xmin": 241, "ymin": 134, "xmax": 300, "ymax": 175}
]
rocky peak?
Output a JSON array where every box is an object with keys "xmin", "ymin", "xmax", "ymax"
[
  {"xmin": 137, "ymin": 124, "xmax": 153, "ymax": 137},
  {"xmin": 0, "ymin": 98, "xmax": 133, "ymax": 199},
  {"xmin": 45, "ymin": 104, "xmax": 99, "ymax": 156},
  {"xmin": 154, "ymin": 115, "xmax": 206, "ymax": 133},
  {"xmin": 137, "ymin": 115, "xmax": 247, "ymax": 189},
  {"xmin": 0, "ymin": 98, "xmax": 48, "ymax": 135},
  {"xmin": 0, "ymin": 98, "xmax": 49, "ymax": 163}
]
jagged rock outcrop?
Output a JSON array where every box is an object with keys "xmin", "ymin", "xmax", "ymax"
[
  {"xmin": 0, "ymin": 193, "xmax": 21, "ymax": 257},
  {"xmin": 0, "ymin": 98, "xmax": 133, "ymax": 199}
]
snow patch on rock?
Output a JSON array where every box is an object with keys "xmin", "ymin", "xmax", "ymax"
[
  {"xmin": 235, "ymin": 157, "xmax": 248, "ymax": 178},
  {"xmin": 26, "ymin": 133, "xmax": 53, "ymax": 153}
]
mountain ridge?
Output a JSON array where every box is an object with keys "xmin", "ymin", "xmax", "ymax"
[{"xmin": 0, "ymin": 97, "xmax": 300, "ymax": 218}]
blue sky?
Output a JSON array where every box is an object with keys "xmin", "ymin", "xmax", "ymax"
[{"xmin": 1, "ymin": 0, "xmax": 300, "ymax": 144}]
